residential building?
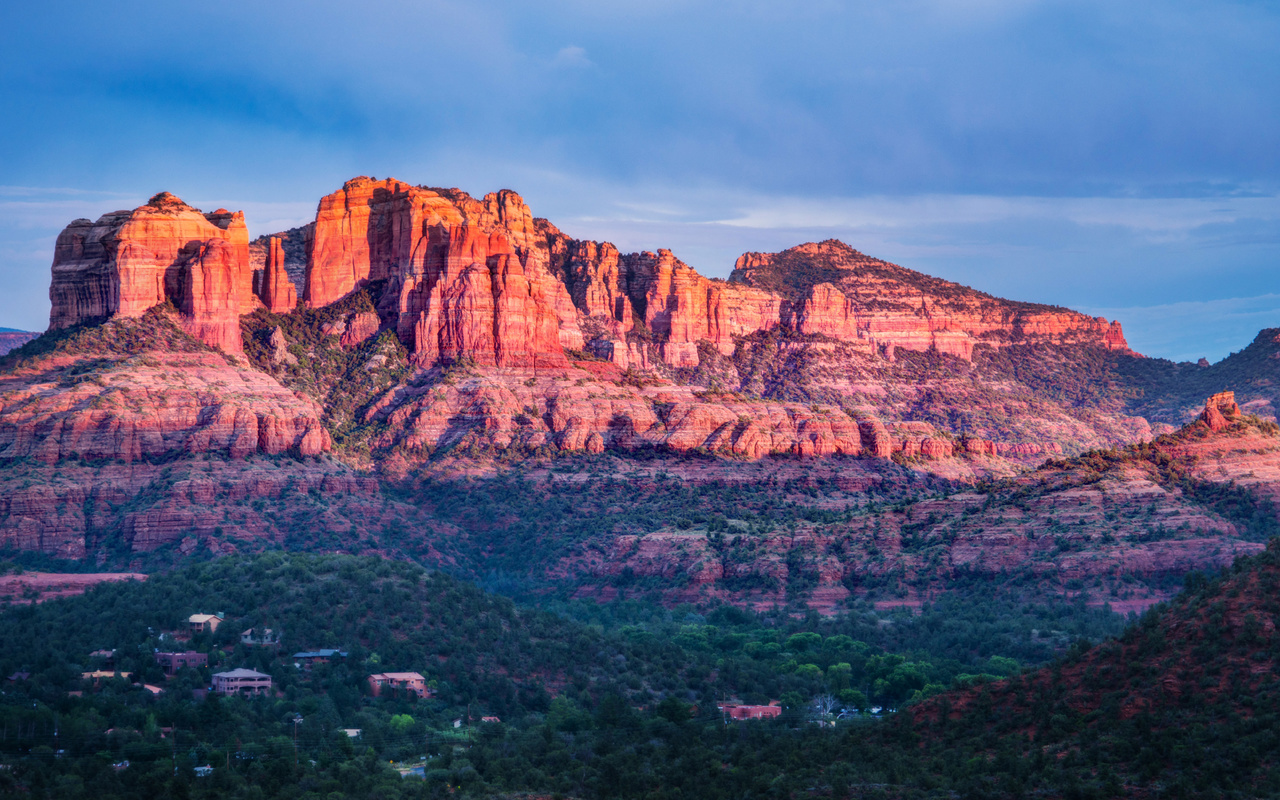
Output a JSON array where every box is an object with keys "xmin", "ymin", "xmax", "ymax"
[
  {"xmin": 293, "ymin": 649, "xmax": 348, "ymax": 670},
  {"xmin": 717, "ymin": 703, "xmax": 783, "ymax": 720},
  {"xmin": 155, "ymin": 651, "xmax": 208, "ymax": 675},
  {"xmin": 240, "ymin": 627, "xmax": 282, "ymax": 647},
  {"xmin": 89, "ymin": 649, "xmax": 116, "ymax": 667},
  {"xmin": 82, "ymin": 670, "xmax": 133, "ymax": 688},
  {"xmin": 367, "ymin": 671, "xmax": 430, "ymax": 698},
  {"xmin": 212, "ymin": 668, "xmax": 272, "ymax": 696},
  {"xmin": 189, "ymin": 613, "xmax": 225, "ymax": 634}
]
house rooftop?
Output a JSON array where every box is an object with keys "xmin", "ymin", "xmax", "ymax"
[{"xmin": 213, "ymin": 668, "xmax": 270, "ymax": 679}]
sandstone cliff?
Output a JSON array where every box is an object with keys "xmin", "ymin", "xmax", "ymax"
[
  {"xmin": 1, "ymin": 312, "xmax": 329, "ymax": 465},
  {"xmin": 302, "ymin": 177, "xmax": 580, "ymax": 368},
  {"xmin": 562, "ymin": 398, "xmax": 1278, "ymax": 609},
  {"xmin": 48, "ymin": 193, "xmax": 257, "ymax": 353},
  {"xmin": 732, "ymin": 240, "xmax": 1131, "ymax": 361},
  {"xmin": 287, "ymin": 178, "xmax": 1132, "ymax": 375}
]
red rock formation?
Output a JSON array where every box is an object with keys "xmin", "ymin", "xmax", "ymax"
[
  {"xmin": 304, "ymin": 177, "xmax": 579, "ymax": 367},
  {"xmin": 339, "ymin": 311, "xmax": 381, "ymax": 349},
  {"xmin": 178, "ymin": 239, "xmax": 246, "ymax": 353},
  {"xmin": 0, "ymin": 331, "xmax": 39, "ymax": 356},
  {"xmin": 258, "ymin": 237, "xmax": 297, "ymax": 313},
  {"xmin": 1200, "ymin": 391, "xmax": 1242, "ymax": 431},
  {"xmin": 565, "ymin": 240, "xmax": 633, "ymax": 330},
  {"xmin": 0, "ymin": 348, "xmax": 329, "ymax": 464},
  {"xmin": 733, "ymin": 241, "xmax": 1132, "ymax": 362},
  {"xmin": 624, "ymin": 250, "xmax": 784, "ymax": 367},
  {"xmin": 857, "ymin": 418, "xmax": 893, "ymax": 458},
  {"xmin": 0, "ymin": 459, "xmax": 395, "ymax": 558},
  {"xmin": 48, "ymin": 193, "xmax": 256, "ymax": 353}
]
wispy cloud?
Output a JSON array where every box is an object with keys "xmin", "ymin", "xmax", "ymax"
[{"xmin": 551, "ymin": 45, "xmax": 593, "ymax": 69}]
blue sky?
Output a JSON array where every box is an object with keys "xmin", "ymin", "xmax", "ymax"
[{"xmin": 1, "ymin": 0, "xmax": 1277, "ymax": 361}]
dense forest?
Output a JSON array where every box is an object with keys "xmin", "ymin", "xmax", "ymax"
[{"xmin": 0, "ymin": 553, "xmax": 1136, "ymax": 799}]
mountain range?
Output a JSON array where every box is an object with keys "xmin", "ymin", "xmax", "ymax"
[{"xmin": 3, "ymin": 176, "xmax": 1278, "ymax": 608}]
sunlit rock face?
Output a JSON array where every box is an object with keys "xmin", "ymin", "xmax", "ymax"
[{"xmin": 48, "ymin": 192, "xmax": 256, "ymax": 353}]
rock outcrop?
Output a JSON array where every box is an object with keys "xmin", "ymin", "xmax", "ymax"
[
  {"xmin": 734, "ymin": 241, "xmax": 1132, "ymax": 361},
  {"xmin": 565, "ymin": 410, "xmax": 1280, "ymax": 608},
  {"xmin": 304, "ymin": 177, "xmax": 579, "ymax": 368},
  {"xmin": 0, "ymin": 331, "xmax": 39, "ymax": 356},
  {"xmin": 257, "ymin": 236, "xmax": 298, "ymax": 313},
  {"xmin": 1200, "ymin": 390, "xmax": 1242, "ymax": 431},
  {"xmin": 287, "ymin": 178, "xmax": 1135, "ymax": 374},
  {"xmin": 623, "ymin": 250, "xmax": 784, "ymax": 367},
  {"xmin": 48, "ymin": 193, "xmax": 256, "ymax": 353},
  {"xmin": 0, "ymin": 344, "xmax": 329, "ymax": 464}
]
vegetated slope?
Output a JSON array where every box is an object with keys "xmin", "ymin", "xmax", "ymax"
[
  {"xmin": 0, "ymin": 554, "xmax": 661, "ymax": 710},
  {"xmin": 978, "ymin": 327, "xmax": 1280, "ymax": 430},
  {"xmin": 1117, "ymin": 327, "xmax": 1280, "ymax": 424},
  {"xmin": 0, "ymin": 552, "xmax": 1129, "ymax": 799},
  {"xmin": 908, "ymin": 536, "xmax": 1280, "ymax": 797},
  {"xmin": 565, "ymin": 396, "xmax": 1280, "ymax": 609}
]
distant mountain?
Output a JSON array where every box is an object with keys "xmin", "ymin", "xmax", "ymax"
[
  {"xmin": 0, "ymin": 330, "xmax": 38, "ymax": 356},
  {"xmin": 1, "ymin": 175, "xmax": 1277, "ymax": 607}
]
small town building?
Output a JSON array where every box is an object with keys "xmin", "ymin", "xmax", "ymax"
[
  {"xmin": 189, "ymin": 613, "xmax": 225, "ymax": 634},
  {"xmin": 143, "ymin": 684, "xmax": 165, "ymax": 695},
  {"xmin": 212, "ymin": 668, "xmax": 272, "ymax": 696},
  {"xmin": 717, "ymin": 703, "xmax": 783, "ymax": 720},
  {"xmin": 7, "ymin": 671, "xmax": 29, "ymax": 683},
  {"xmin": 368, "ymin": 672, "xmax": 430, "ymax": 698},
  {"xmin": 480, "ymin": 716, "xmax": 501, "ymax": 723},
  {"xmin": 82, "ymin": 670, "xmax": 133, "ymax": 688},
  {"xmin": 293, "ymin": 649, "xmax": 348, "ymax": 669},
  {"xmin": 240, "ymin": 627, "xmax": 282, "ymax": 647},
  {"xmin": 154, "ymin": 651, "xmax": 208, "ymax": 675},
  {"xmin": 89, "ymin": 649, "xmax": 117, "ymax": 666}
]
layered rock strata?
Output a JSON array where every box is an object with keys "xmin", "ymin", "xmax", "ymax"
[
  {"xmin": 48, "ymin": 193, "xmax": 256, "ymax": 353},
  {"xmin": 304, "ymin": 177, "xmax": 579, "ymax": 367},
  {"xmin": 732, "ymin": 241, "xmax": 1131, "ymax": 361},
  {"xmin": 565, "ymin": 399, "xmax": 1276, "ymax": 608},
  {"xmin": 1200, "ymin": 390, "xmax": 1242, "ymax": 431},
  {"xmin": 0, "ymin": 348, "xmax": 330, "ymax": 463},
  {"xmin": 257, "ymin": 237, "xmax": 298, "ymax": 313},
  {"xmin": 47, "ymin": 178, "xmax": 1134, "ymax": 372}
]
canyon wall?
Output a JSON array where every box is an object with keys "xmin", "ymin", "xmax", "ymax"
[{"xmin": 736, "ymin": 241, "xmax": 1131, "ymax": 361}]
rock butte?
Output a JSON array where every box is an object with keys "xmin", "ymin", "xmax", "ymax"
[{"xmin": 49, "ymin": 177, "xmax": 1132, "ymax": 369}]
